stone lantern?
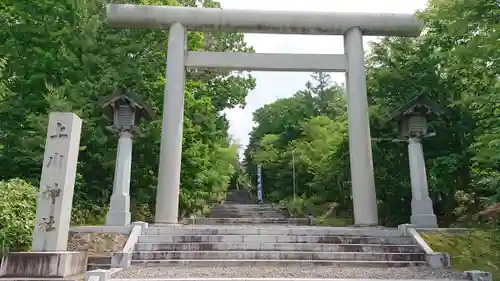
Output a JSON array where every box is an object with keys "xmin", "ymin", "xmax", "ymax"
[
  {"xmin": 389, "ymin": 94, "xmax": 444, "ymax": 228},
  {"xmin": 99, "ymin": 87, "xmax": 155, "ymax": 226}
]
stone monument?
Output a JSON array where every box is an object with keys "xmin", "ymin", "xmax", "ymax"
[{"xmin": 0, "ymin": 112, "xmax": 88, "ymax": 278}]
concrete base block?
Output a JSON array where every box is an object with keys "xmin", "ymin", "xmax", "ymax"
[
  {"xmin": 427, "ymin": 252, "xmax": 451, "ymax": 268},
  {"xmin": 106, "ymin": 210, "xmax": 131, "ymax": 226},
  {"xmin": 0, "ymin": 251, "xmax": 87, "ymax": 277},
  {"xmin": 111, "ymin": 252, "xmax": 131, "ymax": 268},
  {"xmin": 84, "ymin": 269, "xmax": 109, "ymax": 281},
  {"xmin": 398, "ymin": 223, "xmax": 414, "ymax": 236},
  {"xmin": 465, "ymin": 270, "xmax": 493, "ymax": 281},
  {"xmin": 411, "ymin": 213, "xmax": 438, "ymax": 228}
]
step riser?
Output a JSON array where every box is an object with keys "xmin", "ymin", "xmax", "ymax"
[
  {"xmin": 207, "ymin": 215, "xmax": 287, "ymax": 218},
  {"xmin": 212, "ymin": 207, "xmax": 282, "ymax": 210},
  {"xmin": 220, "ymin": 204, "xmax": 279, "ymax": 207},
  {"xmin": 210, "ymin": 212, "xmax": 286, "ymax": 217},
  {"xmin": 212, "ymin": 209, "xmax": 284, "ymax": 212},
  {"xmin": 131, "ymin": 260, "xmax": 426, "ymax": 267},
  {"xmin": 135, "ymin": 243, "xmax": 422, "ymax": 253},
  {"xmin": 187, "ymin": 218, "xmax": 307, "ymax": 222},
  {"xmin": 190, "ymin": 221, "xmax": 309, "ymax": 225},
  {"xmin": 87, "ymin": 264, "xmax": 110, "ymax": 270},
  {"xmin": 138, "ymin": 235, "xmax": 413, "ymax": 245},
  {"xmin": 132, "ymin": 251, "xmax": 426, "ymax": 261},
  {"xmin": 87, "ymin": 257, "xmax": 111, "ymax": 264},
  {"xmin": 143, "ymin": 228, "xmax": 404, "ymax": 237},
  {"xmin": 207, "ymin": 216, "xmax": 289, "ymax": 219},
  {"xmin": 211, "ymin": 207, "xmax": 282, "ymax": 210}
]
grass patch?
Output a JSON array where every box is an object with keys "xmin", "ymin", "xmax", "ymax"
[
  {"xmin": 316, "ymin": 216, "xmax": 352, "ymax": 226},
  {"xmin": 421, "ymin": 230, "xmax": 500, "ymax": 280}
]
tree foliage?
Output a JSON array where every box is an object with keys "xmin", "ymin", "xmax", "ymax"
[
  {"xmin": 0, "ymin": 0, "xmax": 255, "ymax": 229},
  {"xmin": 0, "ymin": 179, "xmax": 37, "ymax": 252},
  {"xmin": 244, "ymin": 0, "xmax": 499, "ymax": 226}
]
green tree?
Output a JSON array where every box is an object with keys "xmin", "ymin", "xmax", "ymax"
[
  {"xmin": 0, "ymin": 0, "xmax": 255, "ymax": 226},
  {"xmin": 244, "ymin": 0, "xmax": 499, "ymax": 226}
]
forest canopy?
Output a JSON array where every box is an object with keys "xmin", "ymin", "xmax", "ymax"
[
  {"xmin": 243, "ymin": 0, "xmax": 499, "ymax": 226},
  {"xmin": 0, "ymin": 0, "xmax": 254, "ymax": 227}
]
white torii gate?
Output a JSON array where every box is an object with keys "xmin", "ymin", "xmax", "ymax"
[{"xmin": 106, "ymin": 4, "xmax": 423, "ymax": 226}]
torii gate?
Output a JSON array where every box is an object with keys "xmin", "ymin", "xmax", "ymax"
[{"xmin": 106, "ymin": 4, "xmax": 423, "ymax": 226}]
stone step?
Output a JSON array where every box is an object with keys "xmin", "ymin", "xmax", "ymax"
[
  {"xmin": 130, "ymin": 259, "xmax": 426, "ymax": 267},
  {"xmin": 3, "ymin": 278, "xmax": 465, "ymax": 281},
  {"xmin": 208, "ymin": 216, "xmax": 288, "ymax": 220},
  {"xmin": 142, "ymin": 226, "xmax": 405, "ymax": 237},
  {"xmin": 88, "ymin": 256, "xmax": 111, "ymax": 264},
  {"xmin": 0, "ymin": 275, "xmax": 83, "ymax": 281},
  {"xmin": 87, "ymin": 256, "xmax": 111, "ymax": 271},
  {"xmin": 210, "ymin": 209, "xmax": 286, "ymax": 214},
  {"xmin": 104, "ymin": 277, "xmax": 464, "ymax": 281},
  {"xmin": 217, "ymin": 208, "xmax": 282, "ymax": 212},
  {"xmin": 186, "ymin": 218, "xmax": 310, "ymax": 225},
  {"xmin": 131, "ymin": 250, "xmax": 426, "ymax": 261},
  {"xmin": 138, "ymin": 234, "xmax": 414, "ymax": 244},
  {"xmin": 211, "ymin": 210, "xmax": 286, "ymax": 213},
  {"xmin": 135, "ymin": 242, "xmax": 422, "ymax": 253},
  {"xmin": 224, "ymin": 191, "xmax": 252, "ymax": 204},
  {"xmin": 208, "ymin": 213, "xmax": 287, "ymax": 218},
  {"xmin": 208, "ymin": 216, "xmax": 288, "ymax": 219},
  {"xmin": 87, "ymin": 263, "xmax": 111, "ymax": 270},
  {"xmin": 222, "ymin": 203, "xmax": 277, "ymax": 207},
  {"xmin": 213, "ymin": 204, "xmax": 280, "ymax": 209}
]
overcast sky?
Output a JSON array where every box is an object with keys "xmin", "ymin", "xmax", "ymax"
[{"xmin": 217, "ymin": 0, "xmax": 428, "ymax": 152}]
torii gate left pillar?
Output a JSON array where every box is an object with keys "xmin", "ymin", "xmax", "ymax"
[{"xmin": 106, "ymin": 4, "xmax": 423, "ymax": 225}]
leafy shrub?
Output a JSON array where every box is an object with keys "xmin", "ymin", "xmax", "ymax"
[
  {"xmin": 0, "ymin": 178, "xmax": 37, "ymax": 252},
  {"xmin": 71, "ymin": 201, "xmax": 108, "ymax": 226},
  {"xmin": 280, "ymin": 196, "xmax": 352, "ymax": 226},
  {"xmin": 280, "ymin": 196, "xmax": 311, "ymax": 217}
]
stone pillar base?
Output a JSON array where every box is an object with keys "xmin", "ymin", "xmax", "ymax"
[
  {"xmin": 411, "ymin": 213, "xmax": 438, "ymax": 228},
  {"xmin": 0, "ymin": 251, "xmax": 87, "ymax": 278},
  {"xmin": 106, "ymin": 210, "xmax": 131, "ymax": 226}
]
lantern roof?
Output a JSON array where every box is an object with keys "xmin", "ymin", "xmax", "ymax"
[
  {"xmin": 99, "ymin": 87, "xmax": 156, "ymax": 121},
  {"xmin": 389, "ymin": 94, "xmax": 446, "ymax": 122}
]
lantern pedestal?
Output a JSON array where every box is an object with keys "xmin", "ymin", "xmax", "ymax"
[
  {"xmin": 408, "ymin": 138, "xmax": 438, "ymax": 228},
  {"xmin": 106, "ymin": 131, "xmax": 133, "ymax": 226}
]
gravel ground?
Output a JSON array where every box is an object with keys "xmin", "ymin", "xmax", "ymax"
[{"xmin": 113, "ymin": 265, "xmax": 467, "ymax": 279}]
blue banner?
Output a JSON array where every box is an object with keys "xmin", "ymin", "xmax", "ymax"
[{"xmin": 257, "ymin": 165, "xmax": 262, "ymax": 202}]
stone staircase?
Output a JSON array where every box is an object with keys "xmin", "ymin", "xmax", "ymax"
[
  {"xmin": 186, "ymin": 189, "xmax": 313, "ymax": 225},
  {"xmin": 224, "ymin": 188, "xmax": 253, "ymax": 204},
  {"xmin": 130, "ymin": 190, "xmax": 427, "ymax": 267},
  {"xmin": 211, "ymin": 203, "xmax": 287, "ymax": 219},
  {"xmin": 131, "ymin": 225, "xmax": 426, "ymax": 267},
  {"xmin": 194, "ymin": 204, "xmax": 312, "ymax": 225}
]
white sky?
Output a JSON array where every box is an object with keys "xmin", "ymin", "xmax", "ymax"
[{"xmin": 218, "ymin": 0, "xmax": 428, "ymax": 152}]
